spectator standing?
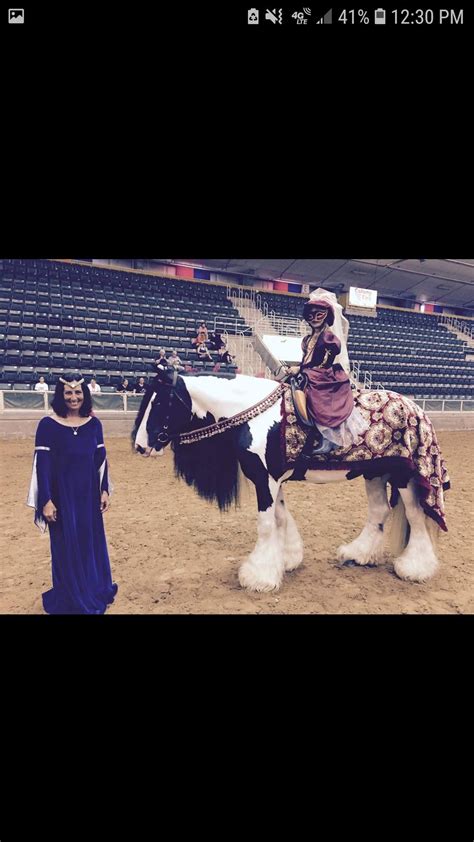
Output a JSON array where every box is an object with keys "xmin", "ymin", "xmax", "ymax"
[
  {"xmin": 116, "ymin": 378, "xmax": 131, "ymax": 393},
  {"xmin": 134, "ymin": 376, "xmax": 147, "ymax": 395},
  {"xmin": 88, "ymin": 377, "xmax": 101, "ymax": 394},
  {"xmin": 34, "ymin": 376, "xmax": 49, "ymax": 392}
]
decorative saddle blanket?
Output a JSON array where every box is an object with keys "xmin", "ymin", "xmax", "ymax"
[{"xmin": 281, "ymin": 386, "xmax": 450, "ymax": 531}]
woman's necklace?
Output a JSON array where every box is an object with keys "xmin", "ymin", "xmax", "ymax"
[{"xmin": 67, "ymin": 415, "xmax": 81, "ymax": 435}]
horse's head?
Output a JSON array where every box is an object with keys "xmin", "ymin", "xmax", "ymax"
[{"xmin": 132, "ymin": 367, "xmax": 192, "ymax": 455}]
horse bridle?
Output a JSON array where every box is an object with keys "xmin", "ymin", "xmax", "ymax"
[{"xmin": 152, "ymin": 369, "xmax": 192, "ymax": 446}]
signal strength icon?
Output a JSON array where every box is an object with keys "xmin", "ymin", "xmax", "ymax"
[
  {"xmin": 303, "ymin": 7, "xmax": 311, "ymax": 13},
  {"xmin": 315, "ymin": 7, "xmax": 332, "ymax": 23}
]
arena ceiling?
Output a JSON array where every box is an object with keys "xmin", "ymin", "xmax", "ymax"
[{"xmin": 162, "ymin": 259, "xmax": 474, "ymax": 312}]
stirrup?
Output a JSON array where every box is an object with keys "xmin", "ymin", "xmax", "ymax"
[{"xmin": 290, "ymin": 375, "xmax": 314, "ymax": 429}]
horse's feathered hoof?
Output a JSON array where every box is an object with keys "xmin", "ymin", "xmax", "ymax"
[
  {"xmin": 393, "ymin": 551, "xmax": 438, "ymax": 582},
  {"xmin": 238, "ymin": 560, "xmax": 283, "ymax": 592}
]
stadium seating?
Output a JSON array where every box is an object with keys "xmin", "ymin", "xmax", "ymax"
[
  {"xmin": 1, "ymin": 259, "xmax": 472, "ymax": 398},
  {"xmin": 1, "ymin": 258, "xmax": 251, "ymax": 386},
  {"xmin": 346, "ymin": 310, "xmax": 474, "ymax": 397}
]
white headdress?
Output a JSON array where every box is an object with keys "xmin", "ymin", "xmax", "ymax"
[
  {"xmin": 59, "ymin": 376, "xmax": 84, "ymax": 388},
  {"xmin": 308, "ymin": 288, "xmax": 350, "ymax": 374}
]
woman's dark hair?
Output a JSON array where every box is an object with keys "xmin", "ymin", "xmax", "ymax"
[{"xmin": 51, "ymin": 373, "xmax": 92, "ymax": 417}]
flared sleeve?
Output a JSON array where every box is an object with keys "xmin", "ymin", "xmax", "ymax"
[
  {"xmin": 27, "ymin": 417, "xmax": 54, "ymax": 532},
  {"xmin": 94, "ymin": 419, "xmax": 113, "ymax": 495},
  {"xmin": 322, "ymin": 330, "xmax": 342, "ymax": 358}
]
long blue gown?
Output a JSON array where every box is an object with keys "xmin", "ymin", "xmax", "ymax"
[{"xmin": 28, "ymin": 415, "xmax": 118, "ymax": 615}]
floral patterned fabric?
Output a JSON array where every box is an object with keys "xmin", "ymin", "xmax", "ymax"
[{"xmin": 281, "ymin": 387, "xmax": 450, "ymax": 531}]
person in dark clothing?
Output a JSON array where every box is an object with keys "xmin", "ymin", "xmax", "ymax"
[
  {"xmin": 155, "ymin": 348, "xmax": 168, "ymax": 370},
  {"xmin": 217, "ymin": 346, "xmax": 234, "ymax": 365},
  {"xmin": 209, "ymin": 332, "xmax": 226, "ymax": 351},
  {"xmin": 196, "ymin": 342, "xmax": 213, "ymax": 362},
  {"xmin": 133, "ymin": 377, "xmax": 147, "ymax": 394},
  {"xmin": 116, "ymin": 378, "xmax": 131, "ymax": 393},
  {"xmin": 27, "ymin": 373, "xmax": 117, "ymax": 614}
]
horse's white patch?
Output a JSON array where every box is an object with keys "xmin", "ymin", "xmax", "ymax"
[
  {"xmin": 247, "ymin": 401, "xmax": 282, "ymax": 468},
  {"xmin": 238, "ymin": 483, "xmax": 285, "ymax": 592},
  {"xmin": 337, "ymin": 475, "xmax": 391, "ymax": 566},
  {"xmin": 275, "ymin": 486, "xmax": 304, "ymax": 572},
  {"xmin": 183, "ymin": 374, "xmax": 278, "ymax": 424},
  {"xmin": 135, "ymin": 391, "xmax": 156, "ymax": 450}
]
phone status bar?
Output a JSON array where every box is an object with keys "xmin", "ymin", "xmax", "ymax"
[{"xmin": 247, "ymin": 7, "xmax": 465, "ymax": 25}]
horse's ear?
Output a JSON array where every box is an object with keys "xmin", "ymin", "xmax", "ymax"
[{"xmin": 154, "ymin": 366, "xmax": 175, "ymax": 386}]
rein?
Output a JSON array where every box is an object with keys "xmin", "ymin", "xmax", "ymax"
[{"xmin": 176, "ymin": 382, "xmax": 288, "ymax": 445}]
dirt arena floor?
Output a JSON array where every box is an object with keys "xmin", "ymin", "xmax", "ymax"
[{"xmin": 1, "ymin": 431, "xmax": 473, "ymax": 614}]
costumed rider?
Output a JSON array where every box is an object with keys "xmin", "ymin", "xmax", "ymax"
[{"xmin": 286, "ymin": 288, "xmax": 369, "ymax": 457}]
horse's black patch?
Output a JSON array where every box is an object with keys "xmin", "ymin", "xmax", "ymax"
[
  {"xmin": 237, "ymin": 423, "xmax": 273, "ymax": 512},
  {"xmin": 236, "ymin": 421, "xmax": 252, "ymax": 451},
  {"xmin": 265, "ymin": 420, "xmax": 285, "ymax": 481}
]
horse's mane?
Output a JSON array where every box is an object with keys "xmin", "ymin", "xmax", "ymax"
[{"xmin": 172, "ymin": 422, "xmax": 241, "ymax": 511}]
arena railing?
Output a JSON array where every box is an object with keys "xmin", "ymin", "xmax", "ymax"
[
  {"xmin": 0, "ymin": 391, "xmax": 144, "ymax": 412},
  {"xmin": 439, "ymin": 314, "xmax": 474, "ymax": 341}
]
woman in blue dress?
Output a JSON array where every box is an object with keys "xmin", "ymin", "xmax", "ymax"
[{"xmin": 27, "ymin": 373, "xmax": 118, "ymax": 614}]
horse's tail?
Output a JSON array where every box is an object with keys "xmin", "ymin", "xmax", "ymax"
[{"xmin": 388, "ymin": 491, "xmax": 441, "ymax": 558}]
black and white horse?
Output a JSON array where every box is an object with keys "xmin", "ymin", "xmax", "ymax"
[{"xmin": 132, "ymin": 370, "xmax": 442, "ymax": 592}]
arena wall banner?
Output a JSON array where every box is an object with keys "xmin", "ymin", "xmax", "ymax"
[
  {"xmin": 263, "ymin": 334, "xmax": 302, "ymax": 364},
  {"xmin": 348, "ymin": 287, "xmax": 378, "ymax": 308},
  {"xmin": 91, "ymin": 394, "xmax": 125, "ymax": 411},
  {"xmin": 125, "ymin": 395, "xmax": 144, "ymax": 412},
  {"xmin": 3, "ymin": 392, "xmax": 45, "ymax": 410}
]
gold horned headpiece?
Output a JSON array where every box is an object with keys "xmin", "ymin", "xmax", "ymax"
[{"xmin": 59, "ymin": 377, "xmax": 84, "ymax": 388}]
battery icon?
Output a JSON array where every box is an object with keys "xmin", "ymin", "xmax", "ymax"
[{"xmin": 374, "ymin": 8, "xmax": 386, "ymax": 23}]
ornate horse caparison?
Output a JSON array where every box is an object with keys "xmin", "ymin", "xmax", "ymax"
[{"xmin": 132, "ymin": 370, "xmax": 449, "ymax": 593}]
